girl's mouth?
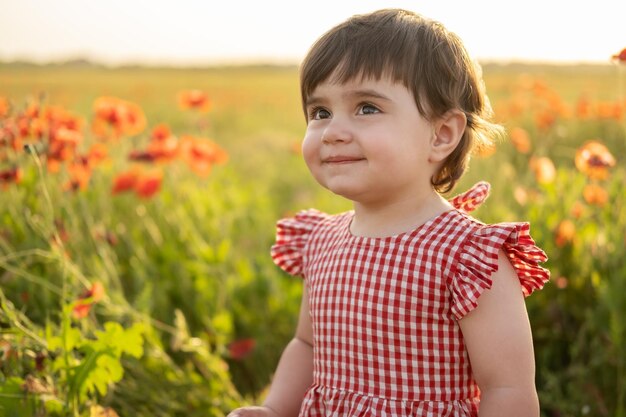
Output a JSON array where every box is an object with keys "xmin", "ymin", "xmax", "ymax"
[{"xmin": 323, "ymin": 155, "xmax": 366, "ymax": 164}]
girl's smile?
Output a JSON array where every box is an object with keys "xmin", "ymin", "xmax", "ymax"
[{"xmin": 321, "ymin": 155, "xmax": 366, "ymax": 164}]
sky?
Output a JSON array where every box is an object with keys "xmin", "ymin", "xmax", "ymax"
[{"xmin": 1, "ymin": 0, "xmax": 625, "ymax": 66}]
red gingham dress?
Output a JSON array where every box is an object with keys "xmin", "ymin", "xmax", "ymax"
[{"xmin": 271, "ymin": 182, "xmax": 550, "ymax": 417}]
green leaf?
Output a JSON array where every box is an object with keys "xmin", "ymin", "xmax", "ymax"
[
  {"xmin": 121, "ymin": 323, "xmax": 145, "ymax": 358},
  {"xmin": 0, "ymin": 377, "xmax": 36, "ymax": 417}
]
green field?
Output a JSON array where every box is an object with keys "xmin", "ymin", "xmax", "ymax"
[{"xmin": 1, "ymin": 62, "xmax": 625, "ymax": 416}]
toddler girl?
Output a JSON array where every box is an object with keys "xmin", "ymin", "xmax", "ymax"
[{"xmin": 229, "ymin": 8, "xmax": 549, "ymax": 417}]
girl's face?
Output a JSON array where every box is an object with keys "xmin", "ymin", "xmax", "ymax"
[{"xmin": 302, "ymin": 75, "xmax": 440, "ymax": 206}]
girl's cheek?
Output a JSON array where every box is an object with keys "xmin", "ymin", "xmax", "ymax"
[{"xmin": 301, "ymin": 132, "xmax": 322, "ymax": 172}]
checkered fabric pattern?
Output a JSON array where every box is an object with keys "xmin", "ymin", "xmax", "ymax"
[{"xmin": 271, "ymin": 183, "xmax": 550, "ymax": 417}]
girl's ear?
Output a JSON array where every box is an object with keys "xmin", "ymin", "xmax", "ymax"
[{"xmin": 429, "ymin": 110, "xmax": 467, "ymax": 163}]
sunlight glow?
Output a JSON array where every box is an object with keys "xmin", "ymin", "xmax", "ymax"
[{"xmin": 1, "ymin": 0, "xmax": 624, "ymax": 66}]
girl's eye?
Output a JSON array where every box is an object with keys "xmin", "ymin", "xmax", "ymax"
[
  {"xmin": 358, "ymin": 103, "xmax": 380, "ymax": 115},
  {"xmin": 309, "ymin": 107, "xmax": 331, "ymax": 120}
]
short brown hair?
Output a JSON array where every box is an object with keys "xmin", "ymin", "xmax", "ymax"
[{"xmin": 300, "ymin": 8, "xmax": 503, "ymax": 193}]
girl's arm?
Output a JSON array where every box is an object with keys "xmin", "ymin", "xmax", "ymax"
[
  {"xmin": 228, "ymin": 286, "xmax": 314, "ymax": 417},
  {"xmin": 458, "ymin": 251, "xmax": 540, "ymax": 417}
]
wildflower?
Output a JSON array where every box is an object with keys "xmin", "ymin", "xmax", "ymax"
[
  {"xmin": 575, "ymin": 94, "xmax": 592, "ymax": 119},
  {"xmin": 180, "ymin": 135, "xmax": 228, "ymax": 177},
  {"xmin": 112, "ymin": 167, "xmax": 141, "ymax": 194},
  {"xmin": 80, "ymin": 281, "xmax": 105, "ymax": 302},
  {"xmin": 85, "ymin": 143, "xmax": 109, "ymax": 167},
  {"xmin": 0, "ymin": 166, "xmax": 22, "ymax": 187},
  {"xmin": 72, "ymin": 303, "xmax": 92, "ymax": 319},
  {"xmin": 0, "ymin": 97, "xmax": 9, "ymax": 118},
  {"xmin": 582, "ymin": 183, "xmax": 608, "ymax": 207},
  {"xmin": 52, "ymin": 126, "xmax": 81, "ymax": 145},
  {"xmin": 45, "ymin": 105, "xmax": 83, "ymax": 133},
  {"xmin": 128, "ymin": 149, "xmax": 159, "ymax": 163},
  {"xmin": 612, "ymin": 47, "xmax": 626, "ymax": 63},
  {"xmin": 570, "ymin": 201, "xmax": 585, "ymax": 219},
  {"xmin": 112, "ymin": 166, "xmax": 163, "ymax": 198},
  {"xmin": 47, "ymin": 127, "xmax": 83, "ymax": 172},
  {"xmin": 228, "ymin": 338, "xmax": 256, "ymax": 360},
  {"xmin": 555, "ymin": 219, "xmax": 575, "ymax": 247},
  {"xmin": 574, "ymin": 140, "xmax": 616, "ymax": 180},
  {"xmin": 63, "ymin": 160, "xmax": 92, "ymax": 192},
  {"xmin": 530, "ymin": 156, "xmax": 556, "ymax": 184},
  {"xmin": 134, "ymin": 169, "xmax": 162, "ymax": 198},
  {"xmin": 508, "ymin": 127, "xmax": 531, "ymax": 154},
  {"xmin": 148, "ymin": 135, "xmax": 179, "ymax": 161},
  {"xmin": 135, "ymin": 135, "xmax": 180, "ymax": 163},
  {"xmin": 92, "ymin": 96, "xmax": 146, "ymax": 138},
  {"xmin": 535, "ymin": 109, "xmax": 557, "ymax": 130},
  {"xmin": 72, "ymin": 281, "xmax": 105, "ymax": 319},
  {"xmin": 177, "ymin": 90, "xmax": 212, "ymax": 112},
  {"xmin": 129, "ymin": 124, "xmax": 179, "ymax": 163},
  {"xmin": 150, "ymin": 123, "xmax": 172, "ymax": 141},
  {"xmin": 595, "ymin": 101, "xmax": 624, "ymax": 120}
]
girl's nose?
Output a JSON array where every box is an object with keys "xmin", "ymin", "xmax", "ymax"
[{"xmin": 321, "ymin": 118, "xmax": 353, "ymax": 144}]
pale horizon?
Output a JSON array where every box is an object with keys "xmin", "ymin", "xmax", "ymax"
[{"xmin": 1, "ymin": 0, "xmax": 624, "ymax": 67}]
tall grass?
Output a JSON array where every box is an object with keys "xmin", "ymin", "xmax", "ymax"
[{"xmin": 0, "ymin": 61, "xmax": 625, "ymax": 416}]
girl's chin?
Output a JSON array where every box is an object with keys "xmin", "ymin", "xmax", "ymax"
[{"xmin": 323, "ymin": 184, "xmax": 369, "ymax": 203}]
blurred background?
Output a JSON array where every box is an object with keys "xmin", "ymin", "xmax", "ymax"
[
  {"xmin": 1, "ymin": 1, "xmax": 625, "ymax": 416},
  {"xmin": 2, "ymin": 0, "xmax": 624, "ymax": 66}
]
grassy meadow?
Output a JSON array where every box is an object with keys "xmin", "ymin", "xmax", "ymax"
[{"xmin": 0, "ymin": 61, "xmax": 625, "ymax": 416}]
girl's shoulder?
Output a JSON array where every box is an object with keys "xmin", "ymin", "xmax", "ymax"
[
  {"xmin": 275, "ymin": 208, "xmax": 351, "ymax": 235},
  {"xmin": 270, "ymin": 209, "xmax": 351, "ymax": 276},
  {"xmin": 443, "ymin": 182, "xmax": 550, "ymax": 318}
]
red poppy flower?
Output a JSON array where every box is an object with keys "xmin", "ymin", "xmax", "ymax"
[
  {"xmin": 72, "ymin": 282, "xmax": 105, "ymax": 319},
  {"xmin": 63, "ymin": 159, "xmax": 93, "ymax": 192},
  {"xmin": 0, "ymin": 97, "xmax": 10, "ymax": 119},
  {"xmin": 86, "ymin": 143, "xmax": 109, "ymax": 167},
  {"xmin": 0, "ymin": 167, "xmax": 22, "ymax": 186},
  {"xmin": 177, "ymin": 90, "xmax": 212, "ymax": 112},
  {"xmin": 92, "ymin": 96, "xmax": 146, "ymax": 139},
  {"xmin": 134, "ymin": 169, "xmax": 162, "ymax": 198},
  {"xmin": 150, "ymin": 123, "xmax": 172, "ymax": 141},
  {"xmin": 583, "ymin": 183, "xmax": 608, "ymax": 207},
  {"xmin": 508, "ymin": 127, "xmax": 531, "ymax": 154},
  {"xmin": 180, "ymin": 135, "xmax": 228, "ymax": 177},
  {"xmin": 228, "ymin": 338, "xmax": 256, "ymax": 360},
  {"xmin": 112, "ymin": 167, "xmax": 141, "ymax": 194},
  {"xmin": 80, "ymin": 281, "xmax": 105, "ymax": 302},
  {"xmin": 574, "ymin": 140, "xmax": 616, "ymax": 180},
  {"xmin": 555, "ymin": 219, "xmax": 575, "ymax": 247},
  {"xmin": 72, "ymin": 302, "xmax": 92, "ymax": 319},
  {"xmin": 128, "ymin": 149, "xmax": 159, "ymax": 163}
]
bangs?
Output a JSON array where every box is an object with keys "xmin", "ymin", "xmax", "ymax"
[{"xmin": 300, "ymin": 10, "xmax": 430, "ymax": 117}]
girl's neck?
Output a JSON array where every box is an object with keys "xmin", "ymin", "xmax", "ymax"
[{"xmin": 350, "ymin": 189, "xmax": 452, "ymax": 238}]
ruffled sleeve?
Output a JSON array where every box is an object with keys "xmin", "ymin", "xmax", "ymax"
[
  {"xmin": 450, "ymin": 222, "xmax": 550, "ymax": 319},
  {"xmin": 270, "ymin": 209, "xmax": 328, "ymax": 276},
  {"xmin": 449, "ymin": 181, "xmax": 490, "ymax": 212}
]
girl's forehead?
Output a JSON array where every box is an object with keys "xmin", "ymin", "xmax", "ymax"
[
  {"xmin": 326, "ymin": 64, "xmax": 397, "ymax": 86},
  {"xmin": 310, "ymin": 74, "xmax": 409, "ymax": 97}
]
